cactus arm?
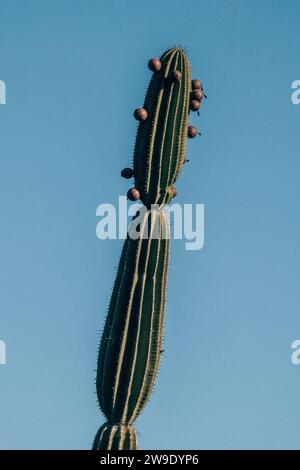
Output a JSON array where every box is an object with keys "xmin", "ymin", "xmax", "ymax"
[
  {"xmin": 147, "ymin": 52, "xmax": 180, "ymax": 205},
  {"xmin": 133, "ymin": 48, "xmax": 191, "ymax": 207},
  {"xmin": 133, "ymin": 49, "xmax": 177, "ymax": 204}
]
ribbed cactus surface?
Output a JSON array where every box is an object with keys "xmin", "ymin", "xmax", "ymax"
[
  {"xmin": 94, "ymin": 46, "xmax": 205, "ymax": 449},
  {"xmin": 133, "ymin": 48, "xmax": 191, "ymax": 207},
  {"xmin": 96, "ymin": 210, "xmax": 170, "ymax": 423},
  {"xmin": 93, "ymin": 423, "xmax": 137, "ymax": 451},
  {"xmin": 94, "ymin": 210, "xmax": 169, "ymax": 450}
]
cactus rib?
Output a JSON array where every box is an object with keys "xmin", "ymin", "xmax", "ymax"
[{"xmin": 93, "ymin": 423, "xmax": 137, "ymax": 450}]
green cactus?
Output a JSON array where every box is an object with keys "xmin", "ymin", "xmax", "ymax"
[
  {"xmin": 133, "ymin": 47, "xmax": 191, "ymax": 207},
  {"xmin": 94, "ymin": 210, "xmax": 169, "ymax": 450},
  {"xmin": 93, "ymin": 47, "xmax": 204, "ymax": 450},
  {"xmin": 93, "ymin": 423, "xmax": 137, "ymax": 450}
]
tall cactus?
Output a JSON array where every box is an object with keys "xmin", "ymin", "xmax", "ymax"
[{"xmin": 93, "ymin": 47, "xmax": 205, "ymax": 450}]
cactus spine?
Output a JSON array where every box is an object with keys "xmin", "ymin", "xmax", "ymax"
[{"xmin": 93, "ymin": 47, "xmax": 204, "ymax": 450}]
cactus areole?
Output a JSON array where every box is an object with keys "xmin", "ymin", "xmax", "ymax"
[{"xmin": 93, "ymin": 47, "xmax": 205, "ymax": 450}]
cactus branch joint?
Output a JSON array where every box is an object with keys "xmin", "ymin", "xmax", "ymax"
[{"xmin": 93, "ymin": 47, "xmax": 206, "ymax": 450}]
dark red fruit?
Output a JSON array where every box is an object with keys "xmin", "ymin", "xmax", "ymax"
[
  {"xmin": 127, "ymin": 188, "xmax": 140, "ymax": 201},
  {"xmin": 191, "ymin": 89, "xmax": 204, "ymax": 102},
  {"xmin": 188, "ymin": 125, "xmax": 198, "ymax": 138},
  {"xmin": 170, "ymin": 70, "xmax": 182, "ymax": 82},
  {"xmin": 170, "ymin": 187, "xmax": 177, "ymax": 198},
  {"xmin": 133, "ymin": 108, "xmax": 148, "ymax": 121},
  {"xmin": 121, "ymin": 168, "xmax": 134, "ymax": 179},
  {"xmin": 191, "ymin": 79, "xmax": 202, "ymax": 90},
  {"xmin": 148, "ymin": 58, "xmax": 161, "ymax": 72},
  {"xmin": 189, "ymin": 99, "xmax": 200, "ymax": 111}
]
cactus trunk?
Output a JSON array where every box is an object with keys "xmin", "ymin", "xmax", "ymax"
[{"xmin": 93, "ymin": 46, "xmax": 204, "ymax": 449}]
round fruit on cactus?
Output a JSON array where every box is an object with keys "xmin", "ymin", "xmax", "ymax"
[{"xmin": 133, "ymin": 108, "xmax": 148, "ymax": 121}]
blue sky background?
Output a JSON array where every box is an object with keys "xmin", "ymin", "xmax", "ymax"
[{"xmin": 1, "ymin": 0, "xmax": 300, "ymax": 450}]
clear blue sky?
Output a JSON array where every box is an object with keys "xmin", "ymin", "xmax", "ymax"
[{"xmin": 1, "ymin": 0, "xmax": 300, "ymax": 450}]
